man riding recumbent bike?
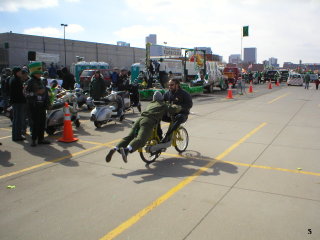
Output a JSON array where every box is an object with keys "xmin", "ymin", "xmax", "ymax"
[
  {"xmin": 138, "ymin": 115, "xmax": 189, "ymax": 164},
  {"xmin": 105, "ymin": 91, "xmax": 189, "ymax": 164}
]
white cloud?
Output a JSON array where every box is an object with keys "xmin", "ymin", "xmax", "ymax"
[
  {"xmin": 23, "ymin": 24, "xmax": 84, "ymax": 38},
  {"xmin": 23, "ymin": 27, "xmax": 62, "ymax": 37},
  {"xmin": 0, "ymin": 0, "xmax": 79, "ymax": 12},
  {"xmin": 123, "ymin": 0, "xmax": 320, "ymax": 64},
  {"xmin": 66, "ymin": 24, "xmax": 84, "ymax": 34}
]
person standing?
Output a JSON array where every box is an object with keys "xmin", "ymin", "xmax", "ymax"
[
  {"xmin": 61, "ymin": 67, "xmax": 75, "ymax": 90},
  {"xmin": 304, "ymin": 73, "xmax": 310, "ymax": 90},
  {"xmin": 158, "ymin": 58, "xmax": 167, "ymax": 89},
  {"xmin": 25, "ymin": 62, "xmax": 51, "ymax": 147},
  {"xmin": 111, "ymin": 67, "xmax": 120, "ymax": 91},
  {"xmin": 1, "ymin": 68, "xmax": 12, "ymax": 113},
  {"xmin": 315, "ymin": 76, "xmax": 320, "ymax": 90},
  {"xmin": 89, "ymin": 70, "xmax": 106, "ymax": 101},
  {"xmin": 9, "ymin": 67, "xmax": 27, "ymax": 141}
]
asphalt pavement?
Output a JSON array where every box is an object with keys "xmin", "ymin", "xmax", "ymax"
[{"xmin": 1, "ymin": 82, "xmax": 320, "ymax": 240}]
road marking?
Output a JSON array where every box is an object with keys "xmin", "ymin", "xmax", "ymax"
[
  {"xmin": 0, "ymin": 135, "xmax": 11, "ymax": 140},
  {"xmin": 268, "ymin": 93, "xmax": 290, "ymax": 104},
  {"xmin": 0, "ymin": 138, "xmax": 122, "ymax": 180},
  {"xmin": 99, "ymin": 122, "xmax": 267, "ymax": 240},
  {"xmin": 0, "ymin": 127, "xmax": 11, "ymax": 131},
  {"xmin": 160, "ymin": 153, "xmax": 320, "ymax": 177}
]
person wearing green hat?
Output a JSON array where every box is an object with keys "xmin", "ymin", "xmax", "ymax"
[{"xmin": 25, "ymin": 62, "xmax": 51, "ymax": 146}]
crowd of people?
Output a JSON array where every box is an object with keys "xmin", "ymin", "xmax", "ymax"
[
  {"xmin": 1, "ymin": 62, "xmax": 193, "ymax": 161},
  {"xmin": 0, "ymin": 62, "xmax": 76, "ymax": 146}
]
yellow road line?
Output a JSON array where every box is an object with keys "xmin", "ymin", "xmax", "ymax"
[
  {"xmin": 99, "ymin": 122, "xmax": 267, "ymax": 240},
  {"xmin": 0, "ymin": 138, "xmax": 122, "ymax": 180},
  {"xmin": 222, "ymin": 160, "xmax": 320, "ymax": 176},
  {"xmin": 0, "ymin": 135, "xmax": 11, "ymax": 140},
  {"xmin": 0, "ymin": 127, "xmax": 11, "ymax": 131},
  {"xmin": 268, "ymin": 93, "xmax": 290, "ymax": 104},
  {"xmin": 159, "ymin": 153, "xmax": 320, "ymax": 177}
]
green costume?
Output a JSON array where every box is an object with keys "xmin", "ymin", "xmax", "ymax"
[{"xmin": 116, "ymin": 100, "xmax": 181, "ymax": 152}]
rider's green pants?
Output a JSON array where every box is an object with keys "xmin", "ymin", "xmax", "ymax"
[{"xmin": 116, "ymin": 117, "xmax": 156, "ymax": 152}]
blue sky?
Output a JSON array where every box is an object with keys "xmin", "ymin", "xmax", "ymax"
[{"xmin": 1, "ymin": 0, "xmax": 319, "ymax": 65}]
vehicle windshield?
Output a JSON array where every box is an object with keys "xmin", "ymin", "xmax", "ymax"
[
  {"xmin": 80, "ymin": 70, "xmax": 94, "ymax": 77},
  {"xmin": 266, "ymin": 71, "xmax": 277, "ymax": 76}
]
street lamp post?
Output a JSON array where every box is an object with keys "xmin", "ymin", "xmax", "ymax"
[{"xmin": 61, "ymin": 24, "xmax": 68, "ymax": 67}]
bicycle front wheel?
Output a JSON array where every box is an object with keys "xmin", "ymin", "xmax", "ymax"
[{"xmin": 174, "ymin": 126, "xmax": 189, "ymax": 153}]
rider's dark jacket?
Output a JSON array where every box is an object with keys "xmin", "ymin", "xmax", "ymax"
[{"xmin": 164, "ymin": 88, "xmax": 193, "ymax": 114}]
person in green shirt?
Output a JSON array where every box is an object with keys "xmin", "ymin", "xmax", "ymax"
[
  {"xmin": 304, "ymin": 73, "xmax": 310, "ymax": 89},
  {"xmin": 105, "ymin": 91, "xmax": 181, "ymax": 163}
]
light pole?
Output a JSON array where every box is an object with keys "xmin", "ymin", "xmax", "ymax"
[{"xmin": 61, "ymin": 24, "xmax": 68, "ymax": 67}]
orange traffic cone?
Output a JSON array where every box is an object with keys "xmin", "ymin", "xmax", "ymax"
[
  {"xmin": 268, "ymin": 80, "xmax": 273, "ymax": 89},
  {"xmin": 276, "ymin": 80, "xmax": 280, "ymax": 86},
  {"xmin": 226, "ymin": 83, "xmax": 233, "ymax": 99},
  {"xmin": 248, "ymin": 81, "xmax": 253, "ymax": 93},
  {"xmin": 58, "ymin": 102, "xmax": 79, "ymax": 143}
]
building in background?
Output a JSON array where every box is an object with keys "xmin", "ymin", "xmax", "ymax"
[
  {"xmin": 117, "ymin": 41, "xmax": 130, "ymax": 47},
  {"xmin": 0, "ymin": 32, "xmax": 145, "ymax": 69},
  {"xmin": 269, "ymin": 57, "xmax": 279, "ymax": 68},
  {"xmin": 145, "ymin": 34, "xmax": 157, "ymax": 45},
  {"xmin": 229, "ymin": 54, "xmax": 241, "ymax": 64},
  {"xmin": 243, "ymin": 47, "xmax": 257, "ymax": 64}
]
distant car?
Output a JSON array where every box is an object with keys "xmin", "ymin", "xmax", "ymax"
[
  {"xmin": 287, "ymin": 73, "xmax": 303, "ymax": 86},
  {"xmin": 79, "ymin": 69, "xmax": 112, "ymax": 91},
  {"xmin": 263, "ymin": 70, "xmax": 280, "ymax": 83},
  {"xmin": 279, "ymin": 70, "xmax": 289, "ymax": 82},
  {"xmin": 309, "ymin": 74, "xmax": 318, "ymax": 82}
]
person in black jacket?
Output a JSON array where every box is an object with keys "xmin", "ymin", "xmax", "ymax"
[
  {"xmin": 160, "ymin": 79, "xmax": 193, "ymax": 142},
  {"xmin": 89, "ymin": 70, "xmax": 106, "ymax": 100},
  {"xmin": 61, "ymin": 67, "xmax": 75, "ymax": 90},
  {"xmin": 25, "ymin": 62, "xmax": 51, "ymax": 147},
  {"xmin": 9, "ymin": 67, "xmax": 27, "ymax": 141}
]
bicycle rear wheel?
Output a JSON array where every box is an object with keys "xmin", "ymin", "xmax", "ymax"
[
  {"xmin": 139, "ymin": 139, "xmax": 161, "ymax": 164},
  {"xmin": 174, "ymin": 126, "xmax": 189, "ymax": 153}
]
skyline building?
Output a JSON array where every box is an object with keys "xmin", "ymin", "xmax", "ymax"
[
  {"xmin": 243, "ymin": 47, "xmax": 257, "ymax": 64},
  {"xmin": 145, "ymin": 34, "xmax": 157, "ymax": 45}
]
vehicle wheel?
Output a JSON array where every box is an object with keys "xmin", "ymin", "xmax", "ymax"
[
  {"xmin": 46, "ymin": 126, "xmax": 56, "ymax": 135},
  {"xmin": 94, "ymin": 121, "xmax": 102, "ymax": 128},
  {"xmin": 174, "ymin": 127, "xmax": 189, "ymax": 153},
  {"xmin": 140, "ymin": 139, "xmax": 160, "ymax": 164},
  {"xmin": 75, "ymin": 119, "xmax": 80, "ymax": 128}
]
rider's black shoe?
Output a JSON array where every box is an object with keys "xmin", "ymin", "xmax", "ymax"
[
  {"xmin": 106, "ymin": 148, "xmax": 116, "ymax": 163},
  {"xmin": 120, "ymin": 147, "xmax": 129, "ymax": 163}
]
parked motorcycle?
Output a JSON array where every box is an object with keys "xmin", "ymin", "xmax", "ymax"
[
  {"xmin": 74, "ymin": 87, "xmax": 94, "ymax": 110},
  {"xmin": 46, "ymin": 91, "xmax": 80, "ymax": 135},
  {"xmin": 90, "ymin": 92, "xmax": 125, "ymax": 128}
]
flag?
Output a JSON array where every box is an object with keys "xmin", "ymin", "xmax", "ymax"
[{"xmin": 243, "ymin": 26, "xmax": 249, "ymax": 37}]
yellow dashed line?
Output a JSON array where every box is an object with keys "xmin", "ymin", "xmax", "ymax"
[{"xmin": 268, "ymin": 93, "xmax": 290, "ymax": 104}]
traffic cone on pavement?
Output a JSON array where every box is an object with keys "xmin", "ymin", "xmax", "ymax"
[
  {"xmin": 226, "ymin": 83, "xmax": 233, "ymax": 99},
  {"xmin": 58, "ymin": 102, "xmax": 79, "ymax": 143},
  {"xmin": 276, "ymin": 79, "xmax": 280, "ymax": 86},
  {"xmin": 268, "ymin": 80, "xmax": 273, "ymax": 89},
  {"xmin": 248, "ymin": 81, "xmax": 253, "ymax": 93}
]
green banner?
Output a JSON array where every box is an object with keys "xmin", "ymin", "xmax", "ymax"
[{"xmin": 243, "ymin": 26, "xmax": 249, "ymax": 37}]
